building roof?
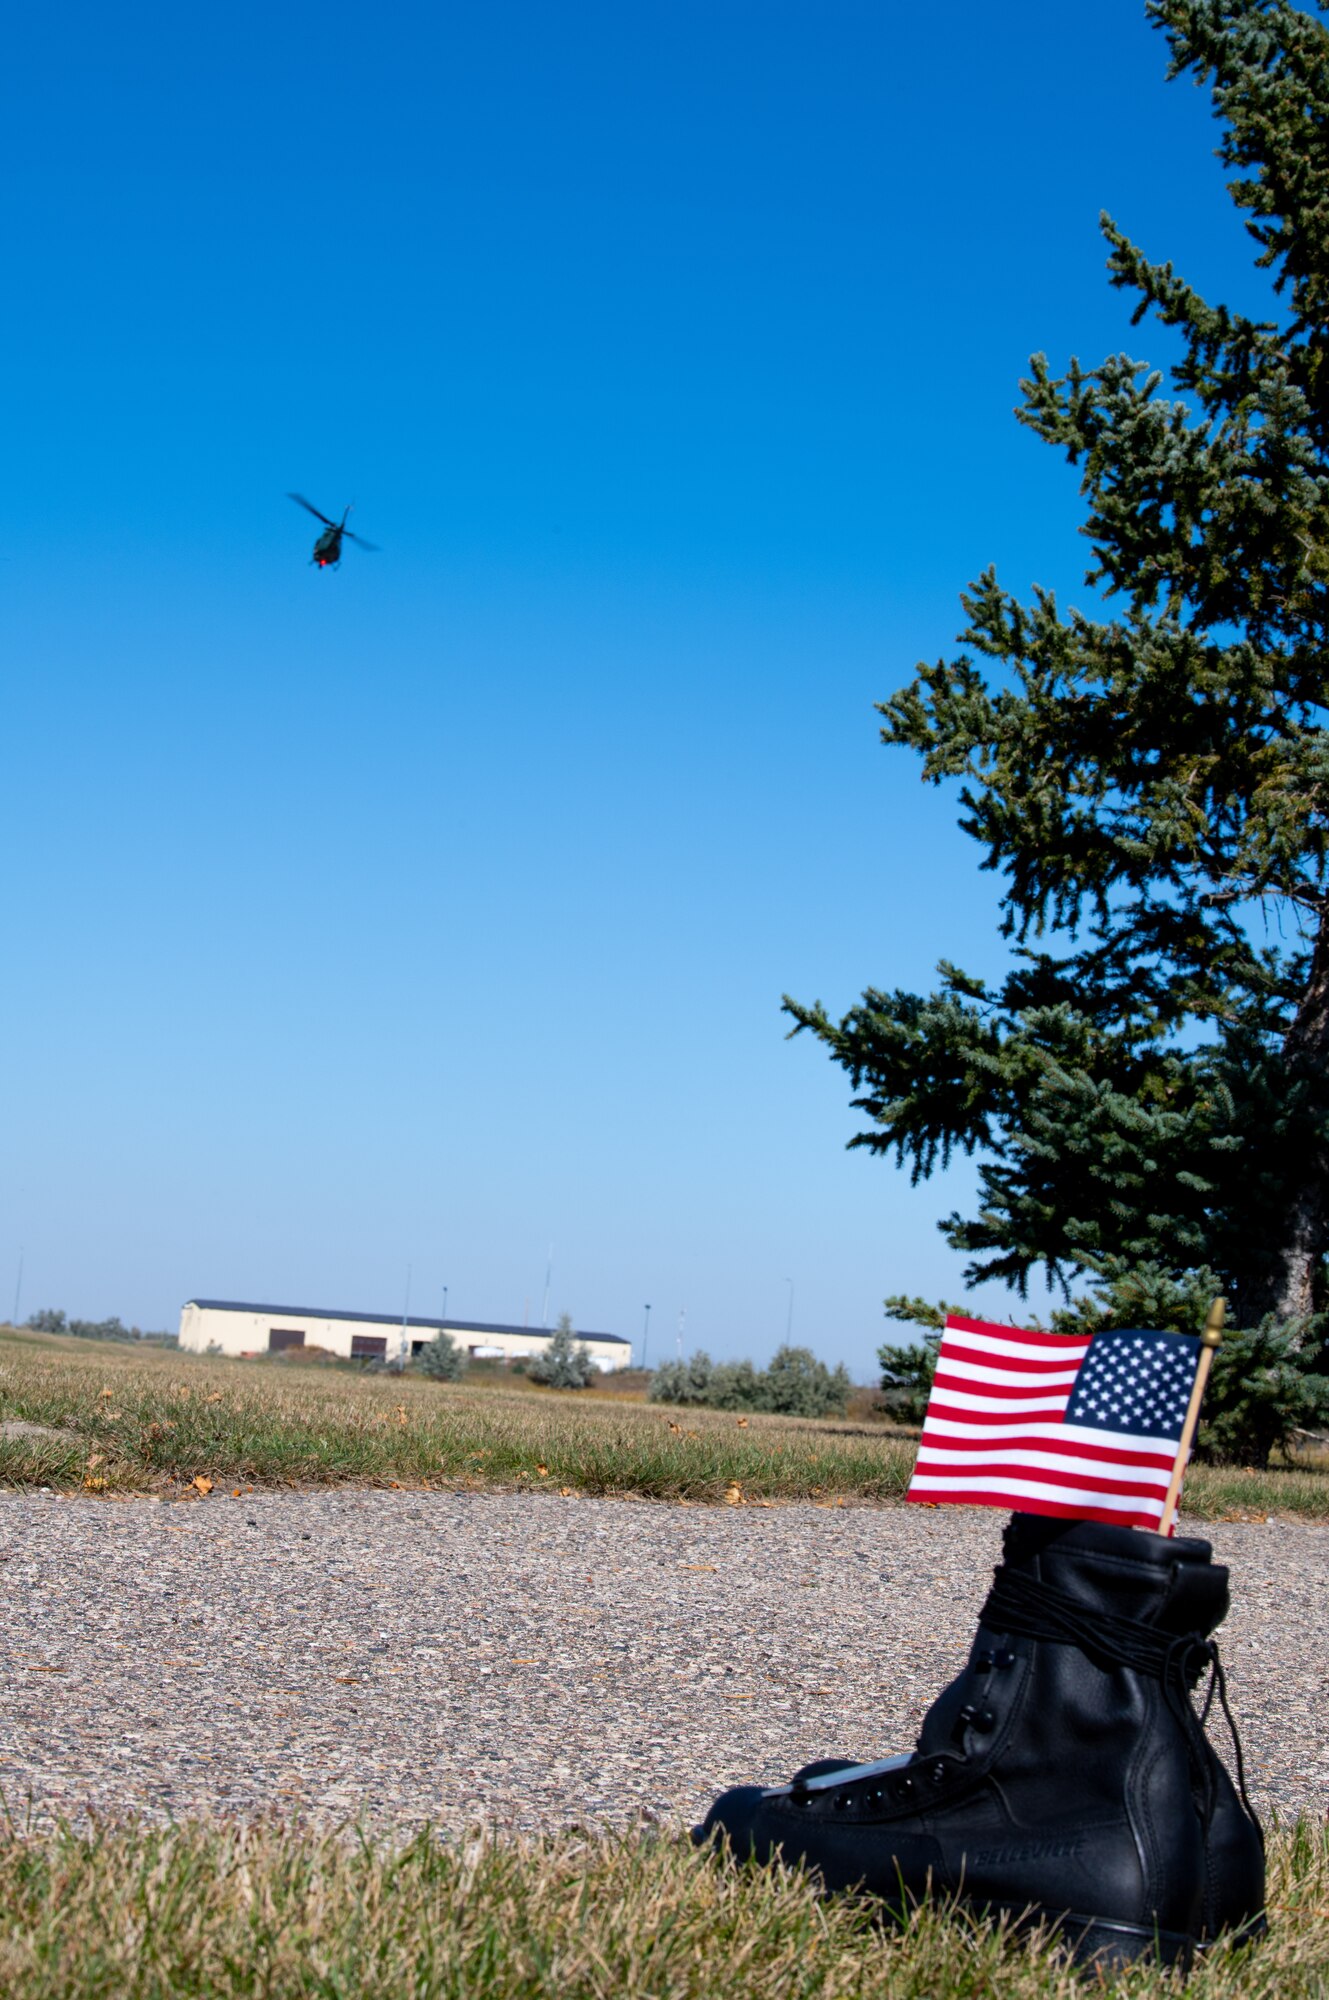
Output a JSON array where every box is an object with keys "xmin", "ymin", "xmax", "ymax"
[{"xmin": 183, "ymin": 1299, "xmax": 631, "ymax": 1345}]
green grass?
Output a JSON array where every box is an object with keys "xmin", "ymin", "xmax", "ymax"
[
  {"xmin": 0, "ymin": 1814, "xmax": 1324, "ymax": 2000},
  {"xmin": 0, "ymin": 1328, "xmax": 916, "ymax": 1503},
  {"xmin": 2, "ymin": 1325, "xmax": 1328, "ymax": 1519}
]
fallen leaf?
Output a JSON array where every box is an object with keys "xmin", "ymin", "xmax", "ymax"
[
  {"xmin": 559, "ymin": 1486, "xmax": 574, "ymax": 1497},
  {"xmin": 232, "ymin": 1489, "xmax": 242, "ymax": 1498},
  {"xmin": 536, "ymin": 1464, "xmax": 549, "ymax": 1477},
  {"xmin": 99, "ymin": 1387, "xmax": 113, "ymax": 1399},
  {"xmin": 723, "ymin": 1481, "xmax": 743, "ymax": 1506},
  {"xmin": 736, "ymin": 1416, "xmax": 749, "ymax": 1428},
  {"xmin": 192, "ymin": 1476, "xmax": 214, "ymax": 1495},
  {"xmin": 83, "ymin": 1476, "xmax": 107, "ymax": 1493},
  {"xmin": 395, "ymin": 1405, "xmax": 408, "ymax": 1426},
  {"xmin": 334, "ymin": 1676, "xmax": 360, "ymax": 1685},
  {"xmin": 682, "ymin": 1563, "xmax": 716, "ymax": 1571},
  {"xmin": 205, "ymin": 1393, "xmax": 223, "ymax": 1404}
]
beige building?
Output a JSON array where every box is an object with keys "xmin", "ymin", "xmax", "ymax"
[{"xmin": 177, "ymin": 1297, "xmax": 633, "ymax": 1371}]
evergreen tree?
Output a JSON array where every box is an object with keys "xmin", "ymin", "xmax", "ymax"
[
  {"xmin": 788, "ymin": 0, "xmax": 1329, "ymax": 1462},
  {"xmin": 527, "ymin": 1313, "xmax": 597, "ymax": 1389},
  {"xmin": 417, "ymin": 1328, "xmax": 466, "ymax": 1381}
]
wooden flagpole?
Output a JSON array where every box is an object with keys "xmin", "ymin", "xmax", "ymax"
[{"xmin": 1160, "ymin": 1297, "xmax": 1225, "ymax": 1536}]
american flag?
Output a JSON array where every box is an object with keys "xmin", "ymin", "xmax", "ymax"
[{"xmin": 905, "ymin": 1316, "xmax": 1203, "ymax": 1532}]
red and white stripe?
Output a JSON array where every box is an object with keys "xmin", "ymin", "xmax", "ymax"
[{"xmin": 905, "ymin": 1316, "xmax": 1179, "ymax": 1531}]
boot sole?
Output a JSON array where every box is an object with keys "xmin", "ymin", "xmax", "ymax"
[{"xmin": 1004, "ymin": 1905, "xmax": 1195, "ymax": 1971}]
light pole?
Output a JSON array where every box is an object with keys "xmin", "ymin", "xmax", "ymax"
[
  {"xmin": 784, "ymin": 1277, "xmax": 794, "ymax": 1344},
  {"xmin": 640, "ymin": 1303, "xmax": 651, "ymax": 1371},
  {"xmin": 440, "ymin": 1284, "xmax": 449, "ymax": 1333},
  {"xmin": 400, "ymin": 1264, "xmax": 412, "ymax": 1371}
]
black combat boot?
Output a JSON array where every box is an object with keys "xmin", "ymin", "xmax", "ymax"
[{"xmin": 695, "ymin": 1515, "xmax": 1264, "ymax": 1970}]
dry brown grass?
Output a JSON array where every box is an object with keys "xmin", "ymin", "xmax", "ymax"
[
  {"xmin": 0, "ymin": 1327, "xmax": 917, "ymax": 1503},
  {"xmin": 2, "ymin": 1326, "xmax": 1328, "ymax": 1519},
  {"xmin": 0, "ymin": 1813, "xmax": 1324, "ymax": 2000}
]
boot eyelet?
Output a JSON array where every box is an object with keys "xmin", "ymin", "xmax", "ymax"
[
  {"xmin": 893, "ymin": 1776, "xmax": 915, "ymax": 1800},
  {"xmin": 994, "ymin": 1649, "xmax": 1016, "ymax": 1669},
  {"xmin": 930, "ymin": 1761, "xmax": 947, "ymax": 1784},
  {"xmin": 832, "ymin": 1793, "xmax": 850, "ymax": 1811}
]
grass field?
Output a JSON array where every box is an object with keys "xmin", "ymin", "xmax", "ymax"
[
  {"xmin": 0, "ymin": 1814, "xmax": 1324, "ymax": 2000},
  {"xmin": 2, "ymin": 1325, "xmax": 1327, "ymax": 1518}
]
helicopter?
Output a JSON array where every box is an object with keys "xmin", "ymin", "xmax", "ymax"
[{"xmin": 288, "ymin": 493, "xmax": 379, "ymax": 568}]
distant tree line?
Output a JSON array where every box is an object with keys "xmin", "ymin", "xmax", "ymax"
[
  {"xmin": 25, "ymin": 1309, "xmax": 176, "ymax": 1346},
  {"xmin": 649, "ymin": 1344, "xmax": 851, "ymax": 1418}
]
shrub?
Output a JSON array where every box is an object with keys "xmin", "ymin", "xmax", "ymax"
[
  {"xmin": 646, "ymin": 1350, "xmax": 716, "ymax": 1406},
  {"xmin": 651, "ymin": 1344, "xmax": 852, "ymax": 1417},
  {"xmin": 762, "ymin": 1344, "xmax": 853, "ymax": 1418},
  {"xmin": 526, "ymin": 1315, "xmax": 596, "ymax": 1390},
  {"xmin": 417, "ymin": 1330, "xmax": 466, "ymax": 1382},
  {"xmin": 707, "ymin": 1358, "xmax": 766, "ymax": 1412}
]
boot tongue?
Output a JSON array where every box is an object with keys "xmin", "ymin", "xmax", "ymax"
[
  {"xmin": 1036, "ymin": 1540, "xmax": 1229, "ymax": 1637},
  {"xmin": 1004, "ymin": 1515, "xmax": 1229, "ymax": 1636}
]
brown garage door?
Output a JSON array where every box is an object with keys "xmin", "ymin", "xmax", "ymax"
[
  {"xmin": 350, "ymin": 1335, "xmax": 388, "ymax": 1360},
  {"xmin": 268, "ymin": 1328, "xmax": 306, "ymax": 1352}
]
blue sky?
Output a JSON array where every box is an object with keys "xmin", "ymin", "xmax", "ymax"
[{"xmin": 1, "ymin": 3, "xmax": 1271, "ymax": 1371}]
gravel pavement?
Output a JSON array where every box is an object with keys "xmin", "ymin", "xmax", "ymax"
[{"xmin": 0, "ymin": 1490, "xmax": 1325, "ymax": 1834}]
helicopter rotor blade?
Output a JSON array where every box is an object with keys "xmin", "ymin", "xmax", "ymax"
[
  {"xmin": 288, "ymin": 492, "xmax": 336, "ymax": 527},
  {"xmin": 343, "ymin": 530, "xmax": 379, "ymax": 551}
]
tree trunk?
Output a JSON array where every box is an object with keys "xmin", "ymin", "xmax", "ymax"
[{"xmin": 1235, "ymin": 906, "xmax": 1329, "ymax": 1328}]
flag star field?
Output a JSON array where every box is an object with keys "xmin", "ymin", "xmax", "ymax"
[{"xmin": 1065, "ymin": 1332, "xmax": 1201, "ymax": 1440}]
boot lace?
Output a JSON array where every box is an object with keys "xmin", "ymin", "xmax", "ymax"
[{"xmin": 978, "ymin": 1567, "xmax": 1261, "ymax": 1843}]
